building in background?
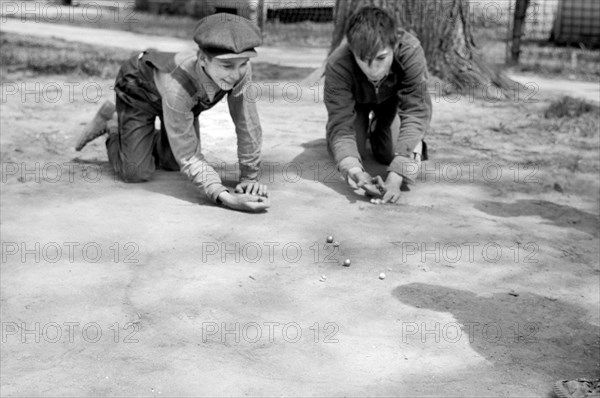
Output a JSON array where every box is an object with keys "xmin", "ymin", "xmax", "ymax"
[
  {"xmin": 551, "ymin": 0, "xmax": 600, "ymax": 48},
  {"xmin": 132, "ymin": 0, "xmax": 334, "ymax": 25}
]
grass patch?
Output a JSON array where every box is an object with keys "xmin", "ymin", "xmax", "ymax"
[
  {"xmin": 1, "ymin": 32, "xmax": 134, "ymax": 78},
  {"xmin": 262, "ymin": 20, "xmax": 332, "ymax": 47},
  {"xmin": 0, "ymin": 32, "xmax": 313, "ymax": 81},
  {"xmin": 5, "ymin": 8, "xmax": 200, "ymax": 40},
  {"xmin": 543, "ymin": 96, "xmax": 600, "ymax": 140},
  {"xmin": 544, "ymin": 96, "xmax": 600, "ymax": 119},
  {"xmin": 3, "ymin": 8, "xmax": 332, "ymax": 48}
]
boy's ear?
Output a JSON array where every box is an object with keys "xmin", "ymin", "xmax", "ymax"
[{"xmin": 197, "ymin": 49, "xmax": 210, "ymax": 67}]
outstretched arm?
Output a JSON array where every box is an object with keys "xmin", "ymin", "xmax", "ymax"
[
  {"xmin": 228, "ymin": 64, "xmax": 265, "ymax": 194},
  {"xmin": 161, "ymin": 92, "xmax": 229, "ymax": 203},
  {"xmin": 325, "ymin": 49, "xmax": 384, "ymax": 198},
  {"xmin": 382, "ymin": 35, "xmax": 432, "ymax": 203}
]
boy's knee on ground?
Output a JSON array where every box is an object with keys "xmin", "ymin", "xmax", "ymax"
[
  {"xmin": 118, "ymin": 162, "xmax": 155, "ymax": 183},
  {"xmin": 372, "ymin": 146, "xmax": 395, "ymax": 164}
]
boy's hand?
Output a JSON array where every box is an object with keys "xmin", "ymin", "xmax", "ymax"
[
  {"xmin": 235, "ymin": 181, "xmax": 268, "ymax": 197},
  {"xmin": 381, "ymin": 171, "xmax": 403, "ymax": 203},
  {"xmin": 218, "ymin": 192, "xmax": 270, "ymax": 213},
  {"xmin": 347, "ymin": 167, "xmax": 383, "ymax": 198}
]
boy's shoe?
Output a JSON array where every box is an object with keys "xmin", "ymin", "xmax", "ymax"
[
  {"xmin": 554, "ymin": 379, "xmax": 600, "ymax": 398},
  {"xmin": 75, "ymin": 101, "xmax": 116, "ymax": 151}
]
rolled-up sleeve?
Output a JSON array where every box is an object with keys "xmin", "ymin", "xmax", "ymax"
[
  {"xmin": 228, "ymin": 65, "xmax": 262, "ymax": 182},
  {"xmin": 161, "ymin": 89, "xmax": 227, "ymax": 202},
  {"xmin": 388, "ymin": 37, "xmax": 432, "ymax": 183}
]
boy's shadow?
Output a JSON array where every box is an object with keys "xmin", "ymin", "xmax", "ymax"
[
  {"xmin": 71, "ymin": 157, "xmax": 213, "ymax": 206},
  {"xmin": 290, "ymin": 138, "xmax": 406, "ymax": 204}
]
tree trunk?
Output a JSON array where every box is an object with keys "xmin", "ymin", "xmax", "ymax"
[
  {"xmin": 257, "ymin": 0, "xmax": 268, "ymax": 31},
  {"xmin": 330, "ymin": 0, "xmax": 516, "ymax": 95},
  {"xmin": 510, "ymin": 0, "xmax": 531, "ymax": 64},
  {"xmin": 134, "ymin": 0, "xmax": 149, "ymax": 12}
]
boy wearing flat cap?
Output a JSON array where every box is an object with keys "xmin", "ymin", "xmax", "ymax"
[
  {"xmin": 325, "ymin": 6, "xmax": 432, "ymax": 203},
  {"xmin": 76, "ymin": 13, "xmax": 269, "ymax": 212}
]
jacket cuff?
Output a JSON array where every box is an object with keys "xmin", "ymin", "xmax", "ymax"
[
  {"xmin": 206, "ymin": 184, "xmax": 230, "ymax": 204},
  {"xmin": 338, "ymin": 157, "xmax": 363, "ymax": 179},
  {"xmin": 239, "ymin": 164, "xmax": 259, "ymax": 182},
  {"xmin": 387, "ymin": 155, "xmax": 420, "ymax": 185}
]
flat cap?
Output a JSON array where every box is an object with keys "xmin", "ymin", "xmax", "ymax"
[{"xmin": 193, "ymin": 13, "xmax": 262, "ymax": 59}]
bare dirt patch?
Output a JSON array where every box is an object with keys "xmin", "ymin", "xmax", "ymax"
[{"xmin": 1, "ymin": 24, "xmax": 599, "ymax": 398}]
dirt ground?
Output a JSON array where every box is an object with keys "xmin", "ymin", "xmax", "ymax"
[{"xmin": 1, "ymin": 20, "xmax": 600, "ymax": 398}]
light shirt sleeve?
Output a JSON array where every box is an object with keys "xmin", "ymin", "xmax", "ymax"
[
  {"xmin": 155, "ymin": 70, "xmax": 228, "ymax": 203},
  {"xmin": 227, "ymin": 63, "xmax": 263, "ymax": 182}
]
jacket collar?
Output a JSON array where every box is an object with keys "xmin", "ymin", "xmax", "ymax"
[{"xmin": 194, "ymin": 60, "xmax": 222, "ymax": 102}]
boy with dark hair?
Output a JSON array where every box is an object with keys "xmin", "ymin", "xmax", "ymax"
[
  {"xmin": 324, "ymin": 6, "xmax": 432, "ymax": 203},
  {"xmin": 76, "ymin": 13, "xmax": 269, "ymax": 213}
]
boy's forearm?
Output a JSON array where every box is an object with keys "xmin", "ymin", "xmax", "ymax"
[
  {"xmin": 392, "ymin": 89, "xmax": 430, "ymax": 183},
  {"xmin": 326, "ymin": 121, "xmax": 362, "ymax": 178},
  {"xmin": 387, "ymin": 154, "xmax": 420, "ymax": 185},
  {"xmin": 324, "ymin": 61, "xmax": 361, "ymax": 171},
  {"xmin": 395, "ymin": 81, "xmax": 431, "ymax": 157},
  {"xmin": 180, "ymin": 156, "xmax": 228, "ymax": 203},
  {"xmin": 239, "ymin": 163, "xmax": 260, "ymax": 182},
  {"xmin": 228, "ymin": 85, "xmax": 263, "ymax": 183},
  {"xmin": 394, "ymin": 34, "xmax": 432, "ymax": 167},
  {"xmin": 338, "ymin": 156, "xmax": 363, "ymax": 179}
]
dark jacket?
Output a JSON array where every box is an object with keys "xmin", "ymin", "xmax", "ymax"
[{"xmin": 324, "ymin": 30, "xmax": 432, "ymax": 181}]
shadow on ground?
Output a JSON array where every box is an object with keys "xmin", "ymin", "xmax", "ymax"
[
  {"xmin": 290, "ymin": 138, "xmax": 402, "ymax": 204},
  {"xmin": 475, "ymin": 199, "xmax": 600, "ymax": 237},
  {"xmin": 393, "ymin": 283, "xmax": 600, "ymax": 380},
  {"xmin": 71, "ymin": 157, "xmax": 209, "ymax": 206}
]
